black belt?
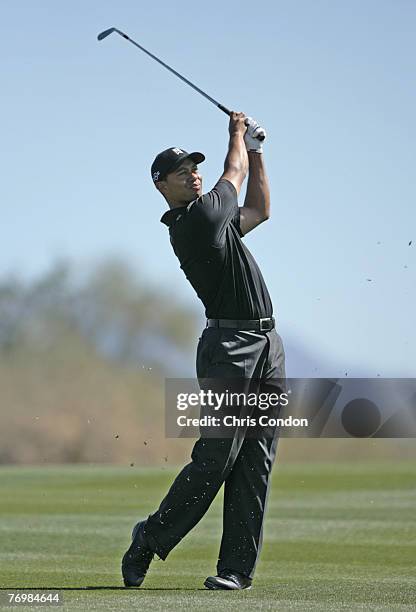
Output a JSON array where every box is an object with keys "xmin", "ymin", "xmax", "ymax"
[{"xmin": 206, "ymin": 317, "xmax": 275, "ymax": 332}]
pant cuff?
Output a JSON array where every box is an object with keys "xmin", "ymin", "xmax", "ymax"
[
  {"xmin": 217, "ymin": 565, "xmax": 254, "ymax": 580},
  {"xmin": 144, "ymin": 523, "xmax": 173, "ymax": 561}
]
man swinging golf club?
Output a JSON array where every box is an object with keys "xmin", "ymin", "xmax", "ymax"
[{"xmin": 122, "ymin": 112, "xmax": 286, "ymax": 590}]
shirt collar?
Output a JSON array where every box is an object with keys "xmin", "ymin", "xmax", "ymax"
[
  {"xmin": 160, "ymin": 207, "xmax": 186, "ymax": 227},
  {"xmin": 160, "ymin": 201, "xmax": 195, "ymax": 227}
]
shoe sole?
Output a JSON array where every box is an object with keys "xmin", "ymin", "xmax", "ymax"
[
  {"xmin": 204, "ymin": 578, "xmax": 252, "ymax": 590},
  {"xmin": 123, "ymin": 576, "xmax": 145, "ymax": 587},
  {"xmin": 122, "ymin": 563, "xmax": 146, "ymax": 588},
  {"xmin": 122, "ymin": 521, "xmax": 147, "ymax": 588}
]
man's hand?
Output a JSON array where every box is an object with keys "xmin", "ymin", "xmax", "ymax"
[
  {"xmin": 228, "ymin": 111, "xmax": 248, "ymax": 137},
  {"xmin": 244, "ymin": 117, "xmax": 266, "ymax": 153}
]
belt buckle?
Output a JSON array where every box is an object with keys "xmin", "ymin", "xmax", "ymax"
[{"xmin": 259, "ymin": 318, "xmax": 270, "ymax": 331}]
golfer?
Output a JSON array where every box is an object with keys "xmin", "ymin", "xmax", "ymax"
[{"xmin": 122, "ymin": 112, "xmax": 286, "ymax": 590}]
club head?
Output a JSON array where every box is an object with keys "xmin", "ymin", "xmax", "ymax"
[{"xmin": 97, "ymin": 27, "xmax": 117, "ymax": 41}]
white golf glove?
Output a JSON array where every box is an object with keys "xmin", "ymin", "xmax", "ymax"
[{"xmin": 244, "ymin": 117, "xmax": 266, "ymax": 153}]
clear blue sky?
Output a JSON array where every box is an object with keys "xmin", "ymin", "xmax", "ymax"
[{"xmin": 1, "ymin": 0, "xmax": 415, "ymax": 376}]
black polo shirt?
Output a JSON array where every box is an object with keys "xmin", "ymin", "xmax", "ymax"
[{"xmin": 160, "ymin": 179, "xmax": 273, "ymax": 319}]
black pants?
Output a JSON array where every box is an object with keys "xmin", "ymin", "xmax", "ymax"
[{"xmin": 145, "ymin": 326, "xmax": 286, "ymax": 579}]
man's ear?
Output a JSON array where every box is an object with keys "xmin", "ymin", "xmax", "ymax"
[{"xmin": 156, "ymin": 181, "xmax": 168, "ymax": 196}]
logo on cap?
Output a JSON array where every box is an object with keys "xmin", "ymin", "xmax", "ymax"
[
  {"xmin": 152, "ymin": 170, "xmax": 160, "ymax": 182},
  {"xmin": 172, "ymin": 148, "xmax": 183, "ymax": 155}
]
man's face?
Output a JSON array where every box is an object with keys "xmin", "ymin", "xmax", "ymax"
[{"xmin": 157, "ymin": 158, "xmax": 202, "ymax": 204}]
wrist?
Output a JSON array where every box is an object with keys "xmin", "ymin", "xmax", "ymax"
[
  {"xmin": 229, "ymin": 131, "xmax": 245, "ymax": 139},
  {"xmin": 246, "ymin": 141, "xmax": 263, "ymax": 153}
]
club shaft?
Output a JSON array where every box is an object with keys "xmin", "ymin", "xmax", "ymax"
[{"xmin": 113, "ymin": 29, "xmax": 231, "ymax": 116}]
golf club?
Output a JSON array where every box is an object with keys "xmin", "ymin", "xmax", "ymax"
[{"xmin": 97, "ymin": 27, "xmax": 265, "ymax": 140}]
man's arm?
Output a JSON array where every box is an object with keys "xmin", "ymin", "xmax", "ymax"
[
  {"xmin": 219, "ymin": 111, "xmax": 248, "ymax": 196},
  {"xmin": 239, "ymin": 151, "xmax": 271, "ymax": 236}
]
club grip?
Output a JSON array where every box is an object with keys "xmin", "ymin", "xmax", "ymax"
[
  {"xmin": 219, "ymin": 104, "xmax": 265, "ymax": 141},
  {"xmin": 218, "ymin": 104, "xmax": 231, "ymax": 116}
]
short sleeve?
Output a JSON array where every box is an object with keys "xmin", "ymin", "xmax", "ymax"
[
  {"xmin": 188, "ymin": 179, "xmax": 239, "ymax": 247},
  {"xmin": 231, "ymin": 204, "xmax": 243, "ymax": 237}
]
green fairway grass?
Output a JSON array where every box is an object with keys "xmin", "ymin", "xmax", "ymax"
[{"xmin": 0, "ymin": 461, "xmax": 415, "ymax": 610}]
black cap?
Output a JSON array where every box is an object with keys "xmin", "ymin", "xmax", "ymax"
[{"xmin": 151, "ymin": 147, "xmax": 205, "ymax": 183}]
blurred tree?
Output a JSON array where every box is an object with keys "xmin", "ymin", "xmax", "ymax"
[
  {"xmin": 0, "ymin": 257, "xmax": 199, "ymax": 464},
  {"xmin": 0, "ymin": 257, "xmax": 198, "ymax": 372}
]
